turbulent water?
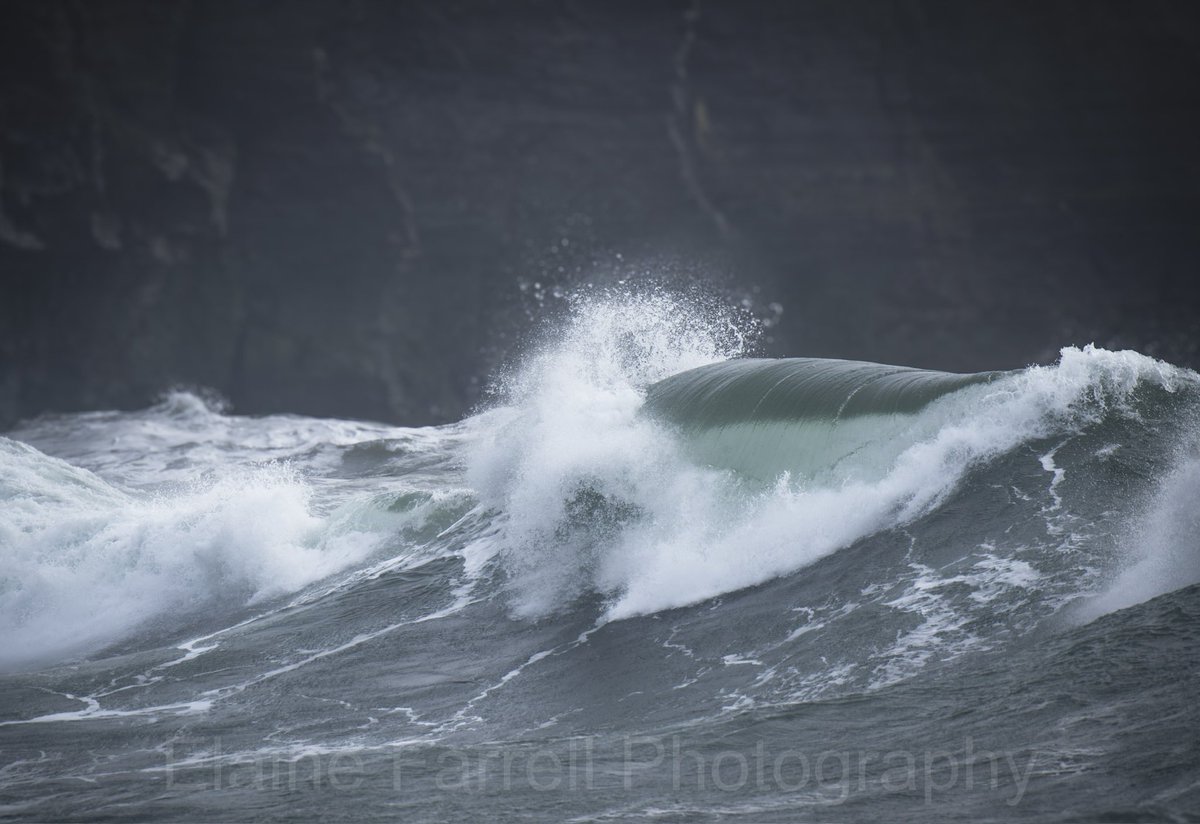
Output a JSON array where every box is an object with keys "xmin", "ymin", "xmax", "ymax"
[{"xmin": 2, "ymin": 293, "xmax": 1199, "ymax": 822}]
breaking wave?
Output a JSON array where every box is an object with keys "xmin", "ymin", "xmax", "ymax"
[{"xmin": 469, "ymin": 291, "xmax": 1198, "ymax": 622}]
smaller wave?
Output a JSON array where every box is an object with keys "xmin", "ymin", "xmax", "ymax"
[
  {"xmin": 0, "ymin": 439, "xmax": 382, "ymax": 671},
  {"xmin": 153, "ymin": 387, "xmax": 231, "ymax": 416},
  {"xmin": 9, "ymin": 389, "xmax": 416, "ymax": 488},
  {"xmin": 1081, "ymin": 451, "xmax": 1200, "ymax": 619}
]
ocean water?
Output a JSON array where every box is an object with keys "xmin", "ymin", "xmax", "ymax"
[{"xmin": 1, "ymin": 292, "xmax": 1198, "ymax": 822}]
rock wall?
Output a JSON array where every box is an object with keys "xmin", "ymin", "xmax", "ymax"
[{"xmin": 2, "ymin": 0, "xmax": 1198, "ymax": 426}]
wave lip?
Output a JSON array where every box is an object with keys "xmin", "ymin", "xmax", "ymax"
[
  {"xmin": 645, "ymin": 357, "xmax": 1005, "ymax": 426},
  {"xmin": 642, "ymin": 357, "xmax": 1005, "ymax": 483}
]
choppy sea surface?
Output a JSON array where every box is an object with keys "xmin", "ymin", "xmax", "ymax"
[{"xmin": 2, "ymin": 294, "xmax": 1198, "ymax": 822}]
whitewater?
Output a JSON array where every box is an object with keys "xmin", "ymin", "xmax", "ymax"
[{"xmin": 1, "ymin": 291, "xmax": 1198, "ymax": 822}]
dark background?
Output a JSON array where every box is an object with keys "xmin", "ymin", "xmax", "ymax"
[{"xmin": 2, "ymin": 0, "xmax": 1198, "ymax": 427}]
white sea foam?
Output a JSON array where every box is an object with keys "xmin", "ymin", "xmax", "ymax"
[{"xmin": 0, "ymin": 438, "xmax": 382, "ymax": 671}]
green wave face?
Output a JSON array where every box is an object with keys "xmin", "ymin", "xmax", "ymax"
[{"xmin": 643, "ymin": 357, "xmax": 1009, "ymax": 483}]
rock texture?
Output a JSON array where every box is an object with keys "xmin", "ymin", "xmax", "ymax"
[{"xmin": 2, "ymin": 0, "xmax": 1199, "ymax": 426}]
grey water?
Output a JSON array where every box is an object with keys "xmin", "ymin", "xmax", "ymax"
[{"xmin": 2, "ymin": 295, "xmax": 1198, "ymax": 822}]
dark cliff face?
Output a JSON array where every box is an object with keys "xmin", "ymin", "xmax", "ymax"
[{"xmin": 2, "ymin": 0, "xmax": 1199, "ymax": 427}]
